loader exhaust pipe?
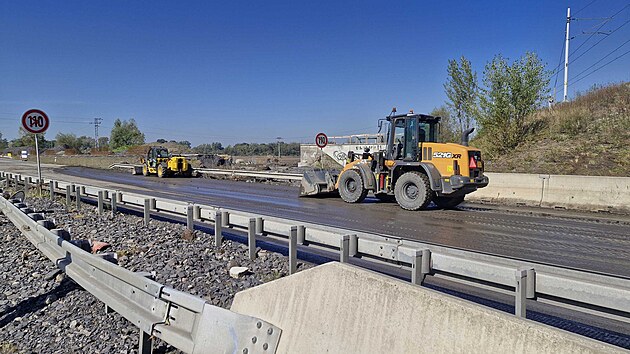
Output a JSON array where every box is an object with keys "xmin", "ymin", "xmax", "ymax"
[{"xmin": 461, "ymin": 127, "xmax": 475, "ymax": 146}]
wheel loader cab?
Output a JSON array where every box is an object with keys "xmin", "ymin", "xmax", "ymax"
[{"xmin": 387, "ymin": 114, "xmax": 440, "ymax": 162}]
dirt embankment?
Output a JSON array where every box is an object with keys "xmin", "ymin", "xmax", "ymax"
[{"xmin": 476, "ymin": 83, "xmax": 630, "ymax": 177}]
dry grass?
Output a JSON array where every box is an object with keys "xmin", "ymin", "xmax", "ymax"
[{"xmin": 476, "ymin": 82, "xmax": 630, "ymax": 176}]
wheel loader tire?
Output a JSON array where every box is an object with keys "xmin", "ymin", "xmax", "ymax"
[
  {"xmin": 434, "ymin": 195, "xmax": 465, "ymax": 209},
  {"xmin": 338, "ymin": 170, "xmax": 368, "ymax": 203},
  {"xmin": 394, "ymin": 171, "xmax": 434, "ymax": 211},
  {"xmin": 375, "ymin": 193, "xmax": 395, "ymax": 203},
  {"xmin": 157, "ymin": 164, "xmax": 168, "ymax": 178},
  {"xmin": 142, "ymin": 164, "xmax": 149, "ymax": 176}
]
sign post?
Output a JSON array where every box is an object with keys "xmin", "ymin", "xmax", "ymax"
[
  {"xmin": 315, "ymin": 132, "xmax": 328, "ymax": 169},
  {"xmin": 21, "ymin": 109, "xmax": 50, "ymax": 195}
]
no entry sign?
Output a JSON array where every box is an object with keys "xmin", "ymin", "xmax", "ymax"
[
  {"xmin": 21, "ymin": 109, "xmax": 50, "ymax": 134},
  {"xmin": 315, "ymin": 132, "xmax": 328, "ymax": 148}
]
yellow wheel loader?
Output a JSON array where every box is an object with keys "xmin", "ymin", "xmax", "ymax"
[
  {"xmin": 300, "ymin": 110, "xmax": 489, "ymax": 210},
  {"xmin": 140, "ymin": 146, "xmax": 193, "ymax": 178}
]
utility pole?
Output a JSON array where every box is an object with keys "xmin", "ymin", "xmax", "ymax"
[
  {"xmin": 563, "ymin": 7, "xmax": 571, "ymax": 102},
  {"xmin": 276, "ymin": 136, "xmax": 282, "ymax": 159},
  {"xmin": 91, "ymin": 117, "xmax": 103, "ymax": 148}
]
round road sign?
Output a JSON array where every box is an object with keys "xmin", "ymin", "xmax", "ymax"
[
  {"xmin": 315, "ymin": 132, "xmax": 328, "ymax": 148},
  {"xmin": 21, "ymin": 109, "xmax": 50, "ymax": 134}
]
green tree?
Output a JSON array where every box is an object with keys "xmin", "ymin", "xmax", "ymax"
[
  {"xmin": 178, "ymin": 140, "xmax": 192, "ymax": 148},
  {"xmin": 0, "ymin": 132, "xmax": 8, "ymax": 149},
  {"xmin": 430, "ymin": 106, "xmax": 459, "ymax": 143},
  {"xmin": 193, "ymin": 142, "xmax": 224, "ymax": 154},
  {"xmin": 110, "ymin": 118, "xmax": 145, "ymax": 150},
  {"xmin": 98, "ymin": 136, "xmax": 109, "ymax": 148},
  {"xmin": 444, "ymin": 56, "xmax": 479, "ymax": 135},
  {"xmin": 479, "ymin": 52, "xmax": 549, "ymax": 152},
  {"xmin": 10, "ymin": 127, "xmax": 49, "ymax": 148},
  {"xmin": 56, "ymin": 132, "xmax": 79, "ymax": 150},
  {"xmin": 56, "ymin": 133, "xmax": 95, "ymax": 153}
]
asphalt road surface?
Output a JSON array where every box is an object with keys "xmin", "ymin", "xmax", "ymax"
[{"xmin": 2, "ymin": 159, "xmax": 629, "ymax": 278}]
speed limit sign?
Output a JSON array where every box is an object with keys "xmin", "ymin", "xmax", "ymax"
[
  {"xmin": 21, "ymin": 109, "xmax": 50, "ymax": 134},
  {"xmin": 315, "ymin": 132, "xmax": 328, "ymax": 148}
]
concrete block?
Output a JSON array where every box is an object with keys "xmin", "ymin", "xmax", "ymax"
[
  {"xmin": 231, "ymin": 262, "xmax": 622, "ymax": 354},
  {"xmin": 468, "ymin": 172, "xmax": 630, "ymax": 213}
]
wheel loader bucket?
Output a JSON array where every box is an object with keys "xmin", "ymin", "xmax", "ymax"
[{"xmin": 299, "ymin": 169, "xmax": 339, "ymax": 197}]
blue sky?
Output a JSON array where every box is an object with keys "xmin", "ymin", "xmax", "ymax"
[{"xmin": 1, "ymin": 1, "xmax": 628, "ymax": 146}]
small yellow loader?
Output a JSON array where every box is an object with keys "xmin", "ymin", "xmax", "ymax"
[{"xmin": 140, "ymin": 146, "xmax": 193, "ymax": 178}]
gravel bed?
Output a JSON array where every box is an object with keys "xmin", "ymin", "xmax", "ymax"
[{"xmin": 0, "ymin": 195, "xmax": 311, "ymax": 353}]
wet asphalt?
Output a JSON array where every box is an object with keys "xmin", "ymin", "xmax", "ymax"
[{"xmin": 34, "ymin": 163, "xmax": 630, "ymax": 278}]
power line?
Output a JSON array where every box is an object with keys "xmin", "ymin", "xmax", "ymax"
[
  {"xmin": 551, "ymin": 32, "xmax": 567, "ymax": 90},
  {"xmin": 573, "ymin": 0, "xmax": 598, "ymax": 16},
  {"xmin": 569, "ymin": 38, "xmax": 630, "ymax": 84},
  {"xmin": 550, "ymin": 3, "xmax": 629, "ymax": 76},
  {"xmin": 571, "ymin": 17, "xmax": 630, "ymax": 64},
  {"xmin": 570, "ymin": 48, "xmax": 630, "ymax": 86},
  {"xmin": 570, "ymin": 4, "xmax": 629, "ymax": 59}
]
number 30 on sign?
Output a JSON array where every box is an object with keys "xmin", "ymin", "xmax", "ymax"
[{"xmin": 21, "ymin": 109, "xmax": 50, "ymax": 134}]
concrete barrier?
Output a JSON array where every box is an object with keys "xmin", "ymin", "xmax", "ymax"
[
  {"xmin": 468, "ymin": 173, "xmax": 630, "ymax": 213},
  {"xmin": 231, "ymin": 262, "xmax": 622, "ymax": 354}
]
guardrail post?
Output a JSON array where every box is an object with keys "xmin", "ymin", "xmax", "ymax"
[
  {"xmin": 349, "ymin": 234, "xmax": 358, "ymax": 257},
  {"xmin": 412, "ymin": 249, "xmax": 431, "ymax": 285},
  {"xmin": 297, "ymin": 225, "xmax": 306, "ymax": 245},
  {"xmin": 186, "ymin": 204, "xmax": 194, "ymax": 231},
  {"xmin": 248, "ymin": 218, "xmax": 257, "ymax": 260},
  {"xmin": 111, "ymin": 192, "xmax": 118, "ymax": 213},
  {"xmin": 75, "ymin": 187, "xmax": 81, "ymax": 209},
  {"xmin": 255, "ymin": 217, "xmax": 264, "ymax": 235},
  {"xmin": 340, "ymin": 235, "xmax": 350, "ymax": 263},
  {"xmin": 97, "ymin": 191, "xmax": 104, "ymax": 215},
  {"xmin": 515, "ymin": 268, "xmax": 530, "ymax": 317},
  {"xmin": 289, "ymin": 226, "xmax": 298, "ymax": 274},
  {"xmin": 139, "ymin": 330, "xmax": 153, "ymax": 354},
  {"xmin": 214, "ymin": 210, "xmax": 222, "ymax": 248},
  {"xmin": 421, "ymin": 249, "xmax": 431, "ymax": 277},
  {"xmin": 49, "ymin": 180, "xmax": 55, "ymax": 200},
  {"xmin": 24, "ymin": 177, "xmax": 31, "ymax": 195},
  {"xmin": 221, "ymin": 211, "xmax": 229, "ymax": 228},
  {"xmin": 526, "ymin": 268, "xmax": 536, "ymax": 299},
  {"xmin": 144, "ymin": 199, "xmax": 151, "ymax": 226},
  {"xmin": 66, "ymin": 185, "xmax": 71, "ymax": 206}
]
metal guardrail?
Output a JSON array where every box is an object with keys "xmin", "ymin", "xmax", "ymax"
[
  {"xmin": 0, "ymin": 175, "xmax": 282, "ymax": 354},
  {"xmin": 2, "ymin": 171, "xmax": 630, "ymax": 326},
  {"xmin": 195, "ymin": 168, "xmax": 302, "ymax": 181},
  {"xmin": 109, "ymin": 163, "xmax": 302, "ymax": 181}
]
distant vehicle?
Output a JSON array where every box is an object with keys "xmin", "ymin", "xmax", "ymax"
[
  {"xmin": 20, "ymin": 151, "xmax": 28, "ymax": 160},
  {"xmin": 140, "ymin": 146, "xmax": 193, "ymax": 178}
]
